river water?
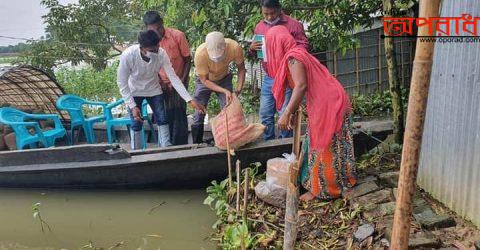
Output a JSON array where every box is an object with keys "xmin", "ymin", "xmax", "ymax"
[{"xmin": 0, "ymin": 189, "xmax": 216, "ymax": 249}]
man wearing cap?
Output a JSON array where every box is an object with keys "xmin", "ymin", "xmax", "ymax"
[
  {"xmin": 143, "ymin": 11, "xmax": 192, "ymax": 145},
  {"xmin": 191, "ymin": 32, "xmax": 246, "ymax": 143}
]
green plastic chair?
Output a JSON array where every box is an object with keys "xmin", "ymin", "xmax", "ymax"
[
  {"xmin": 56, "ymin": 94, "xmax": 106, "ymax": 144},
  {"xmin": 104, "ymin": 99, "xmax": 155, "ymax": 149},
  {"xmin": 0, "ymin": 107, "xmax": 66, "ymax": 149}
]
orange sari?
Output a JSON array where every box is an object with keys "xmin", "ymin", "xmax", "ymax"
[{"xmin": 265, "ymin": 26, "xmax": 357, "ymax": 199}]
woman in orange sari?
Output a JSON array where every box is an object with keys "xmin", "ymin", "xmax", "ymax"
[{"xmin": 265, "ymin": 26, "xmax": 357, "ymax": 201}]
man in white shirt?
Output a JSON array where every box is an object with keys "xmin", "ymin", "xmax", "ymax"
[{"xmin": 117, "ymin": 30, "xmax": 205, "ymax": 149}]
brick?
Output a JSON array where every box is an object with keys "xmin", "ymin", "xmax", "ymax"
[
  {"xmin": 344, "ymin": 181, "xmax": 381, "ymax": 200},
  {"xmin": 357, "ymin": 175, "xmax": 378, "ymax": 184},
  {"xmin": 351, "ymin": 189, "xmax": 392, "ymax": 209},
  {"xmin": 354, "ymin": 224, "xmax": 375, "ymax": 242},
  {"xmin": 378, "ymin": 171, "xmax": 399, "ymax": 188},
  {"xmin": 413, "ymin": 209, "xmax": 456, "ymax": 230},
  {"xmin": 408, "ymin": 233, "xmax": 441, "ymax": 249}
]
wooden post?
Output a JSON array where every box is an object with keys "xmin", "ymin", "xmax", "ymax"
[
  {"xmin": 390, "ymin": 1, "xmax": 441, "ymax": 249},
  {"xmin": 283, "ymin": 108, "xmax": 303, "ymax": 250},
  {"xmin": 378, "ymin": 29, "xmax": 383, "ymax": 91},
  {"xmin": 242, "ymin": 168, "xmax": 249, "ymax": 220},
  {"xmin": 400, "ymin": 40, "xmax": 405, "ymax": 86},
  {"xmin": 236, "ymin": 160, "xmax": 241, "ymax": 213},
  {"xmin": 355, "ymin": 47, "xmax": 360, "ymax": 94},
  {"xmin": 225, "ymin": 109, "xmax": 233, "ymax": 188},
  {"xmin": 333, "ymin": 51, "xmax": 338, "ymax": 76}
]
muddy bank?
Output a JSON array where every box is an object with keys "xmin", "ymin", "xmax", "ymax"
[{"xmin": 204, "ymin": 152, "xmax": 480, "ymax": 249}]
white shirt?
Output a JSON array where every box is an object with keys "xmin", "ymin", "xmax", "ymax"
[{"xmin": 117, "ymin": 45, "xmax": 193, "ymax": 109}]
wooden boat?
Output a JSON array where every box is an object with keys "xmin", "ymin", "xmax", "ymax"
[{"xmin": 0, "ymin": 120, "xmax": 392, "ymax": 189}]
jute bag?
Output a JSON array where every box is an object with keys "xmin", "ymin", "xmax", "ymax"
[{"xmin": 210, "ymin": 95, "xmax": 265, "ymax": 150}]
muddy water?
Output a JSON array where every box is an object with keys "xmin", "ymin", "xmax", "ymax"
[{"xmin": 0, "ymin": 189, "xmax": 216, "ymax": 249}]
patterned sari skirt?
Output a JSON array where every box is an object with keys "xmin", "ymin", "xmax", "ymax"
[{"xmin": 299, "ymin": 115, "xmax": 357, "ymax": 199}]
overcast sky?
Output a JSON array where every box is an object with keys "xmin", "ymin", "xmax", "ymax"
[{"xmin": 0, "ymin": 0, "xmax": 77, "ymax": 46}]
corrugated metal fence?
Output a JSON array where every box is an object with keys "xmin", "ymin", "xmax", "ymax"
[
  {"xmin": 418, "ymin": 0, "xmax": 480, "ymax": 227},
  {"xmin": 247, "ymin": 27, "xmax": 415, "ymax": 96}
]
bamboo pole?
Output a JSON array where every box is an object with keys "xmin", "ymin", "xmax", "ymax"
[
  {"xmin": 333, "ymin": 51, "xmax": 338, "ymax": 76},
  {"xmin": 390, "ymin": 1, "xmax": 440, "ymax": 249},
  {"xmin": 224, "ymin": 109, "xmax": 233, "ymax": 188},
  {"xmin": 242, "ymin": 168, "xmax": 249, "ymax": 220},
  {"xmin": 355, "ymin": 47, "xmax": 360, "ymax": 94},
  {"xmin": 400, "ymin": 40, "xmax": 405, "ymax": 86},
  {"xmin": 378, "ymin": 29, "xmax": 383, "ymax": 91},
  {"xmin": 236, "ymin": 160, "xmax": 241, "ymax": 213},
  {"xmin": 283, "ymin": 108, "xmax": 303, "ymax": 250}
]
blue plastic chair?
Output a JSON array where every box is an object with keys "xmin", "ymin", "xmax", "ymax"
[
  {"xmin": 0, "ymin": 107, "xmax": 66, "ymax": 150},
  {"xmin": 104, "ymin": 99, "xmax": 155, "ymax": 149},
  {"xmin": 56, "ymin": 95, "xmax": 107, "ymax": 144}
]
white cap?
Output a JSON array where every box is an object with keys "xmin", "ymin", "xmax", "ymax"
[{"xmin": 205, "ymin": 32, "xmax": 226, "ymax": 59}]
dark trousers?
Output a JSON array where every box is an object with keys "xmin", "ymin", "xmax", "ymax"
[
  {"xmin": 164, "ymin": 81, "xmax": 189, "ymax": 145},
  {"xmin": 192, "ymin": 74, "xmax": 233, "ymax": 126},
  {"xmin": 128, "ymin": 94, "xmax": 167, "ymax": 131}
]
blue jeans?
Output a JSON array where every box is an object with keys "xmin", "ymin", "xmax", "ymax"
[
  {"xmin": 259, "ymin": 75, "xmax": 293, "ymax": 140},
  {"xmin": 129, "ymin": 94, "xmax": 167, "ymax": 131}
]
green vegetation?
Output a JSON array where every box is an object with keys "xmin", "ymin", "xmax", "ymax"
[
  {"xmin": 55, "ymin": 61, "xmax": 402, "ymax": 118},
  {"xmin": 55, "ymin": 62, "xmax": 121, "ymax": 103},
  {"xmin": 204, "ymin": 163, "xmax": 261, "ymax": 249},
  {"xmin": 351, "ymin": 87, "xmax": 409, "ymax": 118},
  {"xmin": 204, "ymin": 162, "xmax": 364, "ymax": 248},
  {"xmin": 0, "ymin": 43, "xmax": 30, "ymax": 53},
  {"xmin": 0, "ymin": 57, "xmax": 17, "ymax": 64},
  {"xmin": 15, "ymin": 0, "xmax": 417, "ymax": 72},
  {"xmin": 32, "ymin": 202, "xmax": 52, "ymax": 233}
]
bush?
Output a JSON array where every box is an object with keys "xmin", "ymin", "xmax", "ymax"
[
  {"xmin": 56, "ymin": 62, "xmax": 121, "ymax": 103},
  {"xmin": 351, "ymin": 88, "xmax": 408, "ymax": 118}
]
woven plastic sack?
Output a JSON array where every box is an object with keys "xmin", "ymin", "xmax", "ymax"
[{"xmin": 210, "ymin": 95, "xmax": 265, "ymax": 150}]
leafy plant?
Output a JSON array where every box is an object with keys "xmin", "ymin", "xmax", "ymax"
[
  {"xmin": 32, "ymin": 202, "xmax": 52, "ymax": 233},
  {"xmin": 221, "ymin": 221, "xmax": 256, "ymax": 249},
  {"xmin": 204, "ymin": 166, "xmax": 260, "ymax": 247},
  {"xmin": 204, "ymin": 179, "xmax": 230, "ymax": 229},
  {"xmin": 17, "ymin": 0, "xmax": 142, "ymax": 71},
  {"xmin": 351, "ymin": 87, "xmax": 409, "ymax": 118}
]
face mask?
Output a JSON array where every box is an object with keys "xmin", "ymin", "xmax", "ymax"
[
  {"xmin": 209, "ymin": 53, "xmax": 225, "ymax": 63},
  {"xmin": 265, "ymin": 17, "xmax": 281, "ymax": 25},
  {"xmin": 145, "ymin": 51, "xmax": 157, "ymax": 59}
]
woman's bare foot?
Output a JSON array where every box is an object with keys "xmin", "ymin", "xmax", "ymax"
[{"xmin": 299, "ymin": 192, "xmax": 316, "ymax": 202}]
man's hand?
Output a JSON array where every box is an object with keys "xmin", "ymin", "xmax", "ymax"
[
  {"xmin": 224, "ymin": 90, "xmax": 233, "ymax": 104},
  {"xmin": 250, "ymin": 41, "xmax": 262, "ymax": 51},
  {"xmin": 132, "ymin": 106, "xmax": 142, "ymax": 122},
  {"xmin": 189, "ymin": 100, "xmax": 206, "ymax": 114}
]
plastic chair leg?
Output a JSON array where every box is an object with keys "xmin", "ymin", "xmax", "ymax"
[
  {"xmin": 45, "ymin": 137, "xmax": 55, "ymax": 148},
  {"xmin": 141, "ymin": 128, "xmax": 147, "ymax": 149},
  {"xmin": 84, "ymin": 124, "xmax": 95, "ymax": 144},
  {"xmin": 70, "ymin": 127, "xmax": 76, "ymax": 145},
  {"xmin": 64, "ymin": 133, "xmax": 71, "ymax": 146},
  {"xmin": 107, "ymin": 125, "xmax": 113, "ymax": 144}
]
